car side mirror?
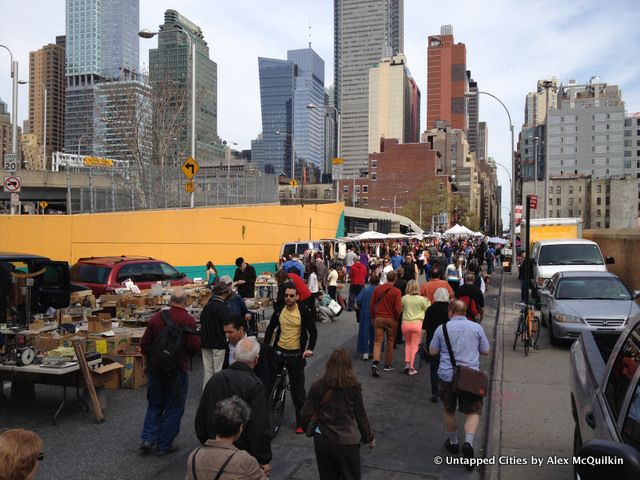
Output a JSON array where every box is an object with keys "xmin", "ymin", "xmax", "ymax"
[
  {"xmin": 575, "ymin": 439, "xmax": 640, "ymax": 480},
  {"xmin": 606, "ymin": 257, "xmax": 615, "ymax": 265}
]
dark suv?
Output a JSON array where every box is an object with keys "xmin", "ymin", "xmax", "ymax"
[{"xmin": 70, "ymin": 256, "xmax": 191, "ymax": 296}]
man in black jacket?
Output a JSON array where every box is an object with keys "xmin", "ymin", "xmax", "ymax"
[
  {"xmin": 199, "ymin": 282, "xmax": 231, "ymax": 389},
  {"xmin": 264, "ymin": 282, "xmax": 317, "ymax": 434},
  {"xmin": 233, "ymin": 257, "xmax": 257, "ymax": 298},
  {"xmin": 195, "ymin": 337, "xmax": 271, "ymax": 477}
]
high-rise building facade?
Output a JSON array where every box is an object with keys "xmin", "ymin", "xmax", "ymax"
[
  {"xmin": 0, "ymin": 99, "xmax": 10, "ymax": 162},
  {"xmin": 149, "ymin": 9, "xmax": 219, "ymax": 165},
  {"xmin": 288, "ymin": 47, "xmax": 326, "ymax": 180},
  {"xmin": 368, "ymin": 54, "xmax": 415, "ymax": 153},
  {"xmin": 408, "ymin": 77, "xmax": 421, "ymax": 143},
  {"xmin": 426, "ymin": 25, "xmax": 468, "ymax": 132},
  {"xmin": 466, "ymin": 73, "xmax": 478, "ymax": 153},
  {"xmin": 334, "ymin": 0, "xmax": 404, "ymax": 178},
  {"xmin": 255, "ymin": 57, "xmax": 296, "ymax": 176},
  {"xmin": 64, "ymin": 0, "xmax": 140, "ymax": 155},
  {"xmin": 29, "ymin": 41, "xmax": 65, "ymax": 169},
  {"xmin": 477, "ymin": 121, "xmax": 488, "ymax": 162}
]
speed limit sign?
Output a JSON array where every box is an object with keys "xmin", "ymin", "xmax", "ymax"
[{"xmin": 4, "ymin": 153, "xmax": 17, "ymax": 173}]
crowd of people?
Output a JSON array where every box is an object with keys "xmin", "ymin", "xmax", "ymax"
[{"xmin": 1, "ymin": 238, "xmax": 500, "ymax": 480}]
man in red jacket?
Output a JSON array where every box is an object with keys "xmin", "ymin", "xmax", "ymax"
[
  {"xmin": 369, "ymin": 271, "xmax": 402, "ymax": 377},
  {"xmin": 140, "ymin": 288, "xmax": 200, "ymax": 456},
  {"xmin": 348, "ymin": 256, "xmax": 367, "ymax": 311}
]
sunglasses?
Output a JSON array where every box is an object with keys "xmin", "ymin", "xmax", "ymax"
[
  {"xmin": 284, "ymin": 294, "xmax": 297, "ymax": 298},
  {"xmin": 36, "ymin": 452, "xmax": 44, "ymax": 461}
]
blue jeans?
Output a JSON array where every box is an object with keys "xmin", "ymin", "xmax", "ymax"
[{"xmin": 141, "ymin": 371, "xmax": 188, "ymax": 452}]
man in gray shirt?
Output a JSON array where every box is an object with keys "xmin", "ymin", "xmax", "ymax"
[
  {"xmin": 430, "ymin": 299, "xmax": 490, "ymax": 468},
  {"xmin": 344, "ymin": 248, "xmax": 357, "ymax": 281}
]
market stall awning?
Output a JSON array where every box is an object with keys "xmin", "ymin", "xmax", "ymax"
[
  {"xmin": 354, "ymin": 231, "xmax": 389, "ymax": 240},
  {"xmin": 487, "ymin": 236, "xmax": 507, "ymax": 245},
  {"xmin": 444, "ymin": 224, "xmax": 475, "ymax": 236}
]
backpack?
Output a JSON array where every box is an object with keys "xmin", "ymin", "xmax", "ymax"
[
  {"xmin": 147, "ymin": 310, "xmax": 184, "ymax": 378},
  {"xmin": 458, "ymin": 295, "xmax": 480, "ymax": 321}
]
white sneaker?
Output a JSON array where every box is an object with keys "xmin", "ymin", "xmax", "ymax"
[{"xmin": 362, "ymin": 353, "xmax": 369, "ymax": 361}]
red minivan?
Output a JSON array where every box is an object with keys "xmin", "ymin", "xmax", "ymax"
[{"xmin": 70, "ymin": 256, "xmax": 192, "ymax": 296}]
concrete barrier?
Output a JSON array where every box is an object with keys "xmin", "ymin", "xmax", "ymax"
[{"xmin": 584, "ymin": 228, "xmax": 640, "ymax": 291}]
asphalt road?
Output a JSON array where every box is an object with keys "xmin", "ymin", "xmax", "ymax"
[{"xmin": 1, "ymin": 276, "xmax": 500, "ymax": 480}]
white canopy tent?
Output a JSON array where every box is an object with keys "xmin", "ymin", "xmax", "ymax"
[
  {"xmin": 354, "ymin": 231, "xmax": 389, "ymax": 240},
  {"xmin": 487, "ymin": 236, "xmax": 507, "ymax": 245},
  {"xmin": 444, "ymin": 224, "xmax": 475, "ymax": 236}
]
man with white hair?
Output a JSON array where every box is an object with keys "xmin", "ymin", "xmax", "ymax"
[{"xmin": 195, "ymin": 337, "xmax": 272, "ymax": 476}]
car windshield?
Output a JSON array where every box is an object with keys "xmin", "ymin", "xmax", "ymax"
[
  {"xmin": 70, "ymin": 264, "xmax": 111, "ymax": 284},
  {"xmin": 555, "ymin": 277, "xmax": 632, "ymax": 300},
  {"xmin": 538, "ymin": 244, "xmax": 604, "ymax": 266}
]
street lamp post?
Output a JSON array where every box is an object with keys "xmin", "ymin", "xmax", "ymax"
[
  {"xmin": 275, "ymin": 130, "xmax": 295, "ymax": 180},
  {"xmin": 140, "ymin": 28, "xmax": 196, "ymax": 208},
  {"xmin": 465, "ymin": 90, "xmax": 516, "ymax": 259},
  {"xmin": 382, "ymin": 190, "xmax": 409, "ymax": 214}
]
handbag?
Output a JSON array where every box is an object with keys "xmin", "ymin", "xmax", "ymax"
[
  {"xmin": 305, "ymin": 388, "xmax": 333, "ymax": 437},
  {"xmin": 328, "ymin": 299, "xmax": 342, "ymax": 316},
  {"xmin": 441, "ymin": 322, "xmax": 488, "ymax": 397}
]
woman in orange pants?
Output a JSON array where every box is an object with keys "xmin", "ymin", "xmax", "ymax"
[{"xmin": 401, "ymin": 280, "xmax": 430, "ymax": 375}]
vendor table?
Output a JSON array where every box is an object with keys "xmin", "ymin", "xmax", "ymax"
[
  {"xmin": 254, "ymin": 280, "xmax": 278, "ymax": 300},
  {"xmin": 0, "ymin": 359, "xmax": 101, "ymax": 424}
]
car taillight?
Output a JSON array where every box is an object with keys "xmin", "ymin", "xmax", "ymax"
[{"xmin": 537, "ymin": 277, "xmax": 545, "ymax": 286}]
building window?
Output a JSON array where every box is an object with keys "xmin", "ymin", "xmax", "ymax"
[
  {"xmin": 343, "ymin": 186, "xmax": 349, "ymax": 193},
  {"xmin": 362, "ymin": 185, "xmax": 368, "ymax": 193},
  {"xmin": 596, "ymin": 221, "xmax": 601, "ymax": 228},
  {"xmin": 597, "ymin": 209, "xmax": 602, "ymax": 216},
  {"xmin": 597, "ymin": 184, "xmax": 602, "ymax": 193},
  {"xmin": 568, "ymin": 209, "xmax": 573, "ymax": 217},
  {"xmin": 556, "ymin": 210, "xmax": 561, "ymax": 217},
  {"xmin": 556, "ymin": 198, "xmax": 561, "ymax": 206},
  {"xmin": 371, "ymin": 159, "xmax": 377, "ymax": 168},
  {"xmin": 569, "ymin": 198, "xmax": 574, "ymax": 206},
  {"xmin": 568, "ymin": 186, "xmax": 574, "ymax": 194},
  {"xmin": 556, "ymin": 186, "xmax": 561, "ymax": 194},
  {"xmin": 371, "ymin": 172, "xmax": 377, "ymax": 181},
  {"xmin": 355, "ymin": 186, "xmax": 360, "ymax": 193}
]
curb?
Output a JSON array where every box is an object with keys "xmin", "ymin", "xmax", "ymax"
[{"xmin": 482, "ymin": 270, "xmax": 505, "ymax": 480}]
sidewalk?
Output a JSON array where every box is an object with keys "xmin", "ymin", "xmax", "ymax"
[{"xmin": 484, "ymin": 270, "xmax": 574, "ymax": 479}]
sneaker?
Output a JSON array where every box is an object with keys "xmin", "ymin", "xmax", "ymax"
[
  {"xmin": 444, "ymin": 438, "xmax": 460, "ymax": 454},
  {"xmin": 461, "ymin": 442, "xmax": 474, "ymax": 470},
  {"xmin": 408, "ymin": 368, "xmax": 418, "ymax": 376},
  {"xmin": 383, "ymin": 364, "xmax": 394, "ymax": 372},
  {"xmin": 430, "ymin": 395, "xmax": 438, "ymax": 403},
  {"xmin": 371, "ymin": 364, "xmax": 380, "ymax": 378},
  {"xmin": 403, "ymin": 365, "xmax": 410, "ymax": 374},
  {"xmin": 295, "ymin": 427, "xmax": 304, "ymax": 435},
  {"xmin": 362, "ymin": 353, "xmax": 369, "ymax": 361},
  {"xmin": 139, "ymin": 442, "xmax": 153, "ymax": 454},
  {"xmin": 155, "ymin": 444, "xmax": 179, "ymax": 457}
]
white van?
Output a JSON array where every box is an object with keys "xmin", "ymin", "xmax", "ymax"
[
  {"xmin": 279, "ymin": 242, "xmax": 322, "ymax": 260},
  {"xmin": 530, "ymin": 239, "xmax": 615, "ymax": 301}
]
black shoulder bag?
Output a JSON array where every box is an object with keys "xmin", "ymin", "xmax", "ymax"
[
  {"xmin": 441, "ymin": 322, "xmax": 488, "ymax": 397},
  {"xmin": 191, "ymin": 447, "xmax": 237, "ymax": 480}
]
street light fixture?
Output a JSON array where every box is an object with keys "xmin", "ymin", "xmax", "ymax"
[
  {"xmin": 139, "ymin": 27, "xmax": 197, "ymax": 208},
  {"xmin": 382, "ymin": 190, "xmax": 409, "ymax": 214},
  {"xmin": 274, "ymin": 130, "xmax": 295, "ymax": 180},
  {"xmin": 465, "ymin": 90, "xmax": 516, "ymax": 258}
]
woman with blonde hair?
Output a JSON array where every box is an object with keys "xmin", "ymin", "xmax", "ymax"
[
  {"xmin": 401, "ymin": 280, "xmax": 430, "ymax": 375},
  {"xmin": 301, "ymin": 348, "xmax": 375, "ymax": 480},
  {"xmin": 0, "ymin": 429, "xmax": 44, "ymax": 480}
]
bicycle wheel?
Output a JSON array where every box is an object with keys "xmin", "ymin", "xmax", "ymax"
[
  {"xmin": 531, "ymin": 315, "xmax": 541, "ymax": 349},
  {"xmin": 513, "ymin": 314, "xmax": 524, "ymax": 351},
  {"xmin": 523, "ymin": 311, "xmax": 532, "ymax": 356},
  {"xmin": 268, "ymin": 376, "xmax": 287, "ymax": 439}
]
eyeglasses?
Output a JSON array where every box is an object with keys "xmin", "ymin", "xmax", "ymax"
[
  {"xmin": 284, "ymin": 294, "xmax": 297, "ymax": 298},
  {"xmin": 36, "ymin": 452, "xmax": 44, "ymax": 461}
]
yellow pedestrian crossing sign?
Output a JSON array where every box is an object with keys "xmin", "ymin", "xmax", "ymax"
[{"xmin": 181, "ymin": 157, "xmax": 199, "ymax": 179}]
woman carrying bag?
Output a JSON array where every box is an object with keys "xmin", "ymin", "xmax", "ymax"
[{"xmin": 301, "ymin": 348, "xmax": 375, "ymax": 480}]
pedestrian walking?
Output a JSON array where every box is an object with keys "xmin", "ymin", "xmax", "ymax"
[
  {"xmin": 421, "ymin": 266, "xmax": 454, "ymax": 303},
  {"xmin": 401, "ymin": 280, "xmax": 430, "ymax": 375},
  {"xmin": 140, "ymin": 289, "xmax": 201, "ymax": 456},
  {"xmin": 200, "ymin": 282, "xmax": 232, "ymax": 388},
  {"xmin": 429, "ymin": 300, "xmax": 490, "ymax": 467},
  {"xmin": 301, "ymin": 348, "xmax": 375, "ymax": 480},
  {"xmin": 264, "ymin": 282, "xmax": 318, "ymax": 433},
  {"xmin": 307, "ymin": 264, "xmax": 320, "ymax": 295},
  {"xmin": 422, "ymin": 288, "xmax": 450, "ymax": 402},
  {"xmin": 195, "ymin": 337, "xmax": 272, "ymax": 476},
  {"xmin": 348, "ymin": 257, "xmax": 367, "ymax": 312},
  {"xmin": 445, "ymin": 257, "xmax": 463, "ymax": 294},
  {"xmin": 369, "ymin": 271, "xmax": 402, "ymax": 377},
  {"xmin": 401, "ymin": 254, "xmax": 419, "ymax": 282},
  {"xmin": 0, "ymin": 429, "xmax": 43, "ymax": 480},
  {"xmin": 326, "ymin": 263, "xmax": 339, "ymax": 300},
  {"xmin": 187, "ymin": 397, "xmax": 266, "ymax": 480},
  {"xmin": 456, "ymin": 273, "xmax": 484, "ymax": 322},
  {"xmin": 355, "ymin": 274, "xmax": 378, "ymax": 360}
]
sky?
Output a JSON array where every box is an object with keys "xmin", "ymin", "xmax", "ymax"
[{"xmin": 1, "ymin": 0, "xmax": 639, "ymax": 226}]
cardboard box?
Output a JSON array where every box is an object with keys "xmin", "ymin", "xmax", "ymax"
[
  {"xmin": 88, "ymin": 313, "xmax": 112, "ymax": 333},
  {"xmin": 115, "ymin": 355, "xmax": 147, "ymax": 389},
  {"xmin": 33, "ymin": 333, "xmax": 64, "ymax": 352},
  {"xmin": 90, "ymin": 358, "xmax": 123, "ymax": 390}
]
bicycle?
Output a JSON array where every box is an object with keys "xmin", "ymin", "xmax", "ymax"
[
  {"xmin": 513, "ymin": 302, "xmax": 540, "ymax": 356},
  {"xmin": 268, "ymin": 360, "xmax": 289, "ymax": 439}
]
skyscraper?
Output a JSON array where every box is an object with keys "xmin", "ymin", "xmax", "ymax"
[
  {"xmin": 29, "ymin": 40, "xmax": 65, "ymax": 168},
  {"xmin": 426, "ymin": 25, "xmax": 468, "ymax": 132},
  {"xmin": 287, "ymin": 47, "xmax": 326, "ymax": 180},
  {"xmin": 466, "ymin": 73, "xmax": 479, "ymax": 153},
  {"xmin": 334, "ymin": 0, "xmax": 404, "ymax": 178},
  {"xmin": 149, "ymin": 9, "xmax": 219, "ymax": 164},
  {"xmin": 64, "ymin": 0, "xmax": 140, "ymax": 155}
]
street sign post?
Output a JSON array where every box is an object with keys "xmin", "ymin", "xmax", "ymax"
[
  {"xmin": 185, "ymin": 181, "xmax": 195, "ymax": 193},
  {"xmin": 528, "ymin": 195, "xmax": 538, "ymax": 210},
  {"xmin": 181, "ymin": 157, "xmax": 199, "ymax": 179},
  {"xmin": 289, "ymin": 179, "xmax": 298, "ymax": 187},
  {"xmin": 39, "ymin": 201, "xmax": 48, "ymax": 210},
  {"xmin": 3, "ymin": 153, "xmax": 17, "ymax": 173},
  {"xmin": 3, "ymin": 176, "xmax": 21, "ymax": 193}
]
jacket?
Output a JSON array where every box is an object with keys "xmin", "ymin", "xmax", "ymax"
[
  {"xmin": 195, "ymin": 362, "xmax": 272, "ymax": 465},
  {"xmin": 349, "ymin": 262, "xmax": 367, "ymax": 285},
  {"xmin": 199, "ymin": 297, "xmax": 230, "ymax": 350},
  {"xmin": 264, "ymin": 303, "xmax": 318, "ymax": 352},
  {"xmin": 234, "ymin": 264, "xmax": 257, "ymax": 298},
  {"xmin": 370, "ymin": 284, "xmax": 402, "ymax": 321},
  {"xmin": 283, "ymin": 259, "xmax": 305, "ymax": 278},
  {"xmin": 186, "ymin": 440, "xmax": 266, "ymax": 480},
  {"xmin": 140, "ymin": 306, "xmax": 200, "ymax": 372},
  {"xmin": 301, "ymin": 381, "xmax": 373, "ymax": 445},
  {"xmin": 422, "ymin": 302, "xmax": 450, "ymax": 345}
]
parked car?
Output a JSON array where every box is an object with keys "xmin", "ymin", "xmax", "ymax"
[
  {"xmin": 531, "ymin": 239, "xmax": 614, "ymax": 304},
  {"xmin": 70, "ymin": 256, "xmax": 191, "ymax": 296},
  {"xmin": 570, "ymin": 313, "xmax": 640, "ymax": 479},
  {"xmin": 539, "ymin": 271, "xmax": 640, "ymax": 345}
]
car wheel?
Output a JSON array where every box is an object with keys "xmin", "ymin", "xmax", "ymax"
[{"xmin": 549, "ymin": 318, "xmax": 561, "ymax": 346}]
